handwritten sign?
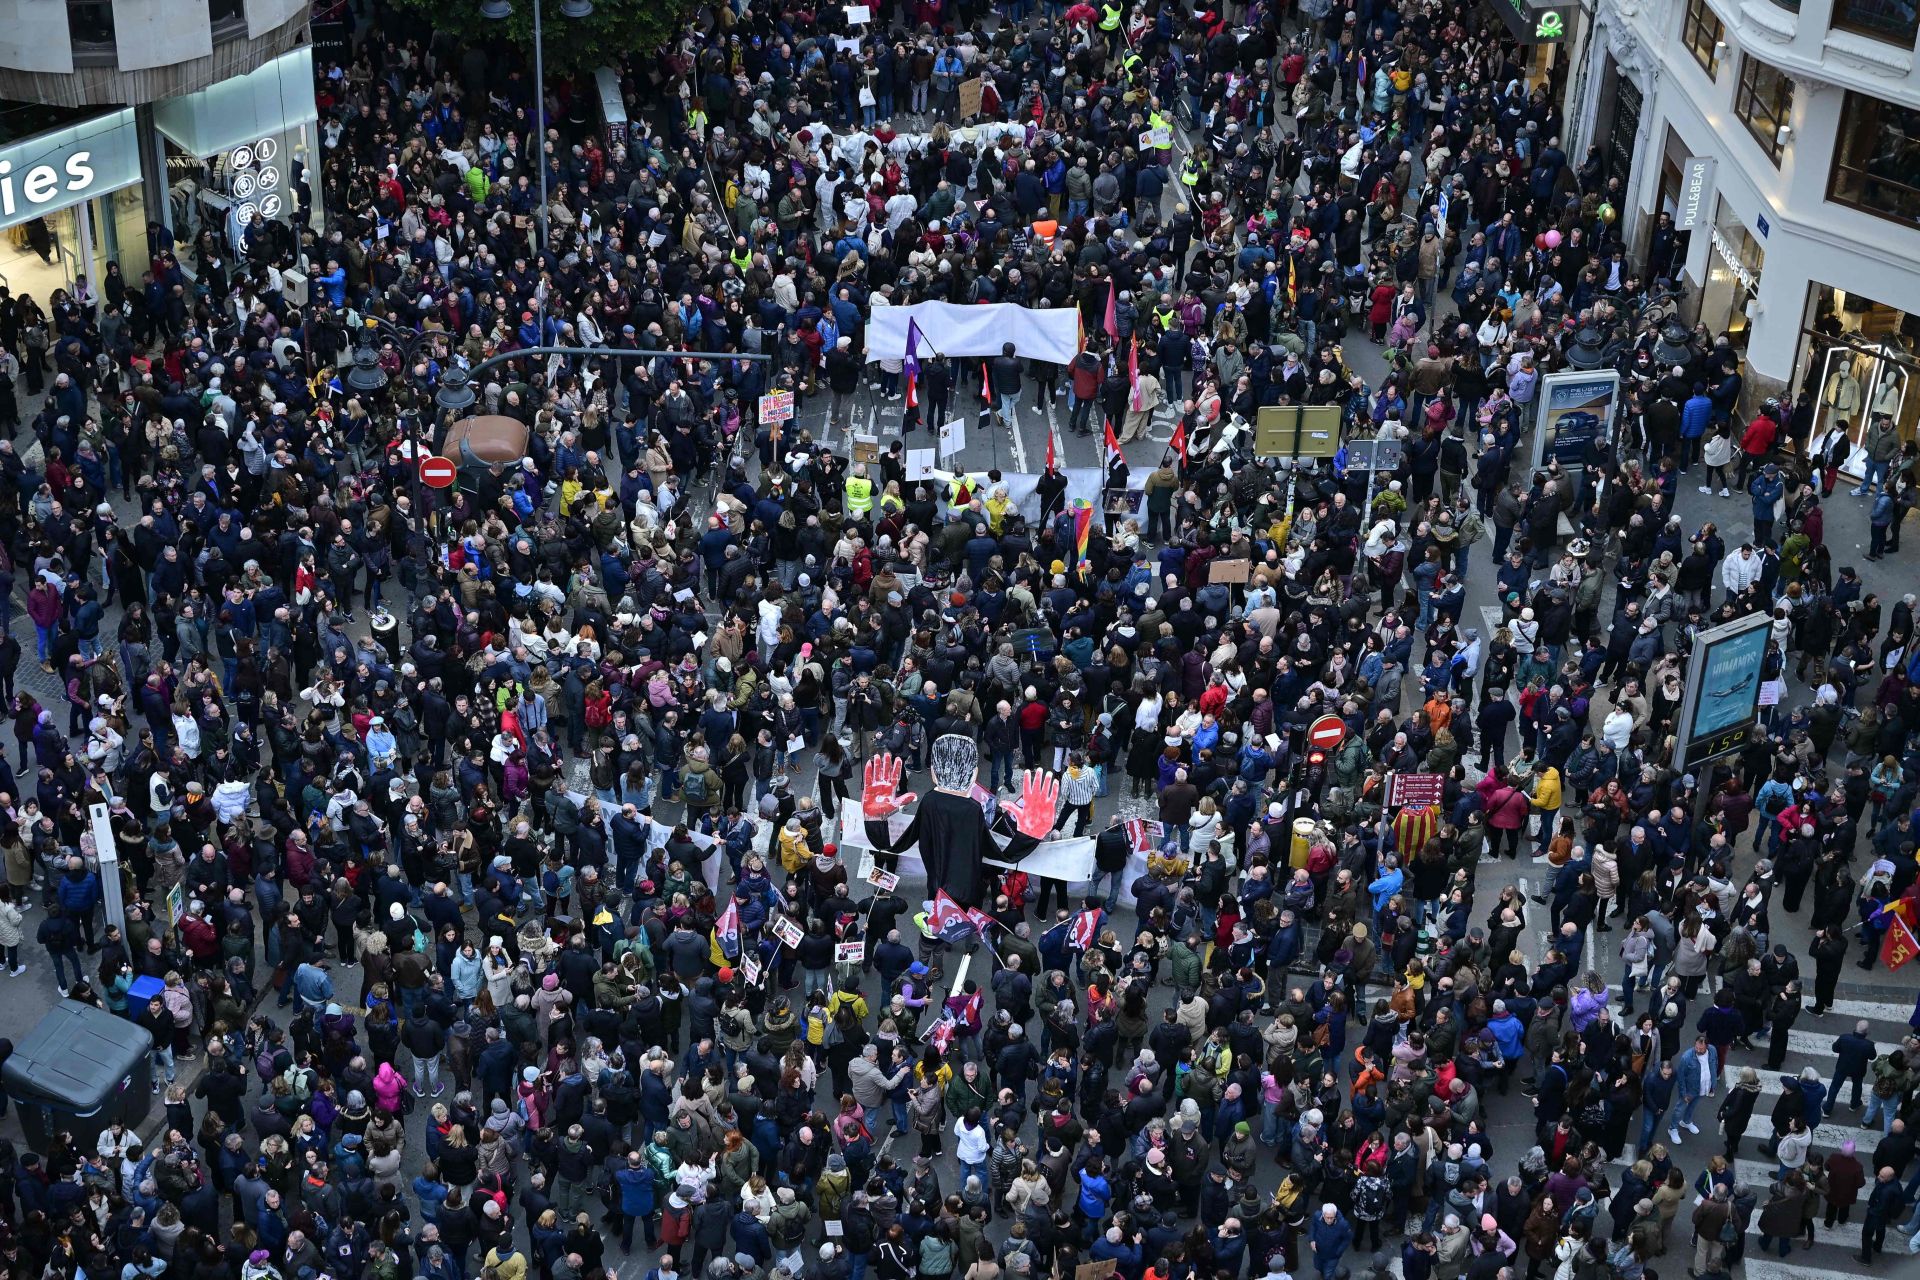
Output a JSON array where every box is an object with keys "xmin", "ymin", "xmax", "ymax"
[
  {"xmin": 836, "ymin": 940, "xmax": 866, "ymax": 964},
  {"xmin": 957, "ymin": 78, "xmax": 984, "ymax": 118},
  {"xmin": 846, "ymin": 3, "xmax": 871, "ymax": 20},
  {"xmin": 759, "ymin": 390, "xmax": 795, "ymax": 423},
  {"xmin": 742, "ymin": 954, "xmax": 763, "ymax": 986},
  {"xmin": 864, "ymin": 864, "xmax": 901, "ymax": 891}
]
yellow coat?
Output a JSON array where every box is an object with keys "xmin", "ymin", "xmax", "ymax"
[
  {"xmin": 779, "ymin": 828, "xmax": 812, "ymax": 875},
  {"xmin": 1531, "ymin": 768, "xmax": 1562, "ymax": 813}
]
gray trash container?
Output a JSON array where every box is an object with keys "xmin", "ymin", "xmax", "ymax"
[{"xmin": 2, "ymin": 999, "xmax": 153, "ymax": 1150}]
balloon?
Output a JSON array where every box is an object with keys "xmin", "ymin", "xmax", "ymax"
[
  {"xmin": 1598, "ymin": 202, "xmax": 1617, "ymax": 223},
  {"xmin": 1543, "ymin": 229, "xmax": 1563, "ymax": 249},
  {"xmin": 1535, "ymin": 233, "xmax": 1550, "ymax": 250}
]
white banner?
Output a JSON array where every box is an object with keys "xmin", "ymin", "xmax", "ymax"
[
  {"xmin": 867, "ymin": 302, "xmax": 1081, "ymax": 365},
  {"xmin": 937, "ymin": 468, "xmax": 1103, "ymax": 525},
  {"xmin": 838, "ymin": 821, "xmax": 1105, "ymax": 892}
]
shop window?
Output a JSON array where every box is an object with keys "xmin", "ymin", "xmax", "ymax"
[
  {"xmin": 1734, "ymin": 57, "xmax": 1794, "ymax": 163},
  {"xmin": 1829, "ymin": 92, "xmax": 1920, "ymax": 230},
  {"xmin": 1832, "ymin": 0, "xmax": 1919, "ymax": 43},
  {"xmin": 66, "ymin": 0, "xmax": 115, "ymax": 67},
  {"xmin": 1683, "ymin": 0, "xmax": 1725, "ymax": 75}
]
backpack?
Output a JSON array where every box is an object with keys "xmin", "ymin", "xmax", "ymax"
[{"xmin": 682, "ymin": 768, "xmax": 709, "ymax": 804}]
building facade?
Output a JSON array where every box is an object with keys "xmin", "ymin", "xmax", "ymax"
[
  {"xmin": 0, "ymin": 0, "xmax": 318, "ymax": 311},
  {"xmin": 1571, "ymin": 0, "xmax": 1920, "ymax": 458}
]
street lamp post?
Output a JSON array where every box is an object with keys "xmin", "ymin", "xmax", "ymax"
[{"xmin": 482, "ymin": 0, "xmax": 593, "ymax": 344}]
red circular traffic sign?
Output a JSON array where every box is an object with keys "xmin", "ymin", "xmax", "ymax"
[
  {"xmin": 1307, "ymin": 714, "xmax": 1347, "ymax": 751},
  {"xmin": 418, "ymin": 456, "xmax": 457, "ymax": 489}
]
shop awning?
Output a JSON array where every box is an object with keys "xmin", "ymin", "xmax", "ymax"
[
  {"xmin": 1484, "ymin": 0, "xmax": 1569, "ymax": 42},
  {"xmin": 151, "ymin": 47, "xmax": 318, "ymax": 159}
]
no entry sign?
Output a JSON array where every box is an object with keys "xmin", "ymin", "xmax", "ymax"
[
  {"xmin": 418, "ymin": 455, "xmax": 457, "ymax": 489},
  {"xmin": 1307, "ymin": 714, "xmax": 1347, "ymax": 752}
]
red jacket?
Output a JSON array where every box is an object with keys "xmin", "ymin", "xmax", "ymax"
[{"xmin": 1741, "ymin": 414, "xmax": 1777, "ymax": 457}]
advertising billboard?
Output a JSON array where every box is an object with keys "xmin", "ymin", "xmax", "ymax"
[
  {"xmin": 1531, "ymin": 370, "xmax": 1622, "ymax": 475},
  {"xmin": 1673, "ymin": 611, "xmax": 1773, "ymax": 773}
]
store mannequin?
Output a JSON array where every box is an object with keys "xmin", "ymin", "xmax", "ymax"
[
  {"xmin": 1871, "ymin": 371, "xmax": 1902, "ymax": 419},
  {"xmin": 1826, "ymin": 364, "xmax": 1862, "ymax": 415}
]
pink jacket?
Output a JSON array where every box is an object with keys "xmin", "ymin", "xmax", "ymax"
[{"xmin": 372, "ymin": 1062, "xmax": 407, "ymax": 1114}]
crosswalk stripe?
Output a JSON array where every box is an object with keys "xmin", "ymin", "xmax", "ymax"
[
  {"xmin": 1729, "ymin": 1161, "xmax": 1865, "ymax": 1250},
  {"xmin": 1779, "ymin": 1028, "xmax": 1900, "ymax": 1058},
  {"xmin": 1617, "ymin": 1108, "xmax": 1873, "ymax": 1168},
  {"xmin": 1820, "ymin": 997, "xmax": 1916, "ymax": 1023},
  {"xmin": 1742, "ymin": 1259, "xmax": 1883, "ymax": 1280}
]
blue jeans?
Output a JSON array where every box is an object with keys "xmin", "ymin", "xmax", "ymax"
[
  {"xmin": 51, "ymin": 946, "xmax": 83, "ymax": 989},
  {"xmin": 1676, "ymin": 1093, "xmax": 1704, "ymax": 1127},
  {"xmin": 1091, "ymin": 867, "xmax": 1126, "ymax": 911},
  {"xmin": 153, "ymin": 1044, "xmax": 176, "ymax": 1084},
  {"xmin": 34, "ymin": 623, "xmax": 54, "ymax": 662},
  {"xmin": 1260, "ymin": 1099, "xmax": 1284, "ymax": 1146},
  {"xmin": 991, "ymin": 749, "xmax": 1016, "ymax": 791},
  {"xmin": 1638, "ymin": 1103, "xmax": 1667, "ymax": 1152},
  {"xmin": 960, "ymin": 1159, "xmax": 989, "ymax": 1193},
  {"xmin": 1864, "ymin": 1090, "xmax": 1898, "ymax": 1133}
]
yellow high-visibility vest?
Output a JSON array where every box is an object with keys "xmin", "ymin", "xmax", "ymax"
[
  {"xmin": 1099, "ymin": 2, "xmax": 1123, "ymax": 30},
  {"xmin": 846, "ymin": 475, "xmax": 874, "ymax": 515}
]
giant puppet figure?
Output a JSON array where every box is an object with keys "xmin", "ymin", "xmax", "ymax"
[{"xmin": 860, "ymin": 737, "xmax": 1060, "ymax": 907}]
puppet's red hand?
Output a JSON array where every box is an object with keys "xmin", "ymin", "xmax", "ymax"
[
  {"xmin": 1004, "ymin": 769, "xmax": 1060, "ymax": 841},
  {"xmin": 862, "ymin": 752, "xmax": 917, "ymax": 819}
]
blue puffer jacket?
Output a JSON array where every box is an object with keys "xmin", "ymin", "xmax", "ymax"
[{"xmin": 56, "ymin": 868, "xmax": 99, "ymax": 915}]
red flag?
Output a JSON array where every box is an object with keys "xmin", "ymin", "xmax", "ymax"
[
  {"xmin": 1068, "ymin": 908, "xmax": 1101, "ymax": 951},
  {"xmin": 929, "ymin": 889, "xmax": 975, "ymax": 943},
  {"xmin": 1046, "ymin": 427, "xmax": 1055, "ymax": 471},
  {"xmin": 1127, "ymin": 337, "xmax": 1142, "ymax": 412},
  {"xmin": 1104, "ymin": 418, "xmax": 1123, "ymax": 466},
  {"xmin": 1169, "ymin": 420, "xmax": 1188, "ymax": 464},
  {"xmin": 1103, "ymin": 280, "xmax": 1119, "ymax": 345},
  {"xmin": 980, "ymin": 360, "xmax": 993, "ymax": 405},
  {"xmin": 1884, "ymin": 914, "xmax": 1919, "ymax": 971},
  {"xmin": 713, "ymin": 899, "xmax": 741, "ymax": 959}
]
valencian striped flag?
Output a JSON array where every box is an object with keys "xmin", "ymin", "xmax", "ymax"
[{"xmin": 904, "ymin": 317, "xmax": 925, "ymax": 408}]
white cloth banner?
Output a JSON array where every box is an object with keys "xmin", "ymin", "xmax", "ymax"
[
  {"xmin": 838, "ymin": 820, "xmax": 1149, "ymax": 900},
  {"xmin": 867, "ymin": 302, "xmax": 1080, "ymax": 365},
  {"xmin": 937, "ymin": 468, "xmax": 1103, "ymax": 525}
]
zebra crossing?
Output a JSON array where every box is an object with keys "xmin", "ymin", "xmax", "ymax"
[{"xmin": 1609, "ymin": 997, "xmax": 1918, "ymax": 1266}]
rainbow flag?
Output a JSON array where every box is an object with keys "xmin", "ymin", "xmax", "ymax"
[{"xmin": 1070, "ymin": 497, "xmax": 1095, "ymax": 567}]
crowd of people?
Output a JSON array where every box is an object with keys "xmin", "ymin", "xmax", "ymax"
[{"xmin": 0, "ymin": 5, "xmax": 1919, "ymax": 1280}]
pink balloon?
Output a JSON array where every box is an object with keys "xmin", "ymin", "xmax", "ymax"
[{"xmin": 1543, "ymin": 229, "xmax": 1563, "ymax": 249}]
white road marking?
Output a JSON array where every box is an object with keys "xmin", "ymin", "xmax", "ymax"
[
  {"xmin": 1820, "ymin": 997, "xmax": 1917, "ymax": 1022},
  {"xmin": 1516, "ymin": 878, "xmax": 1535, "ymax": 965},
  {"xmin": 1007, "ymin": 402, "xmax": 1029, "ymax": 473},
  {"xmin": 1743, "ymin": 1260, "xmax": 1883, "ymax": 1280}
]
